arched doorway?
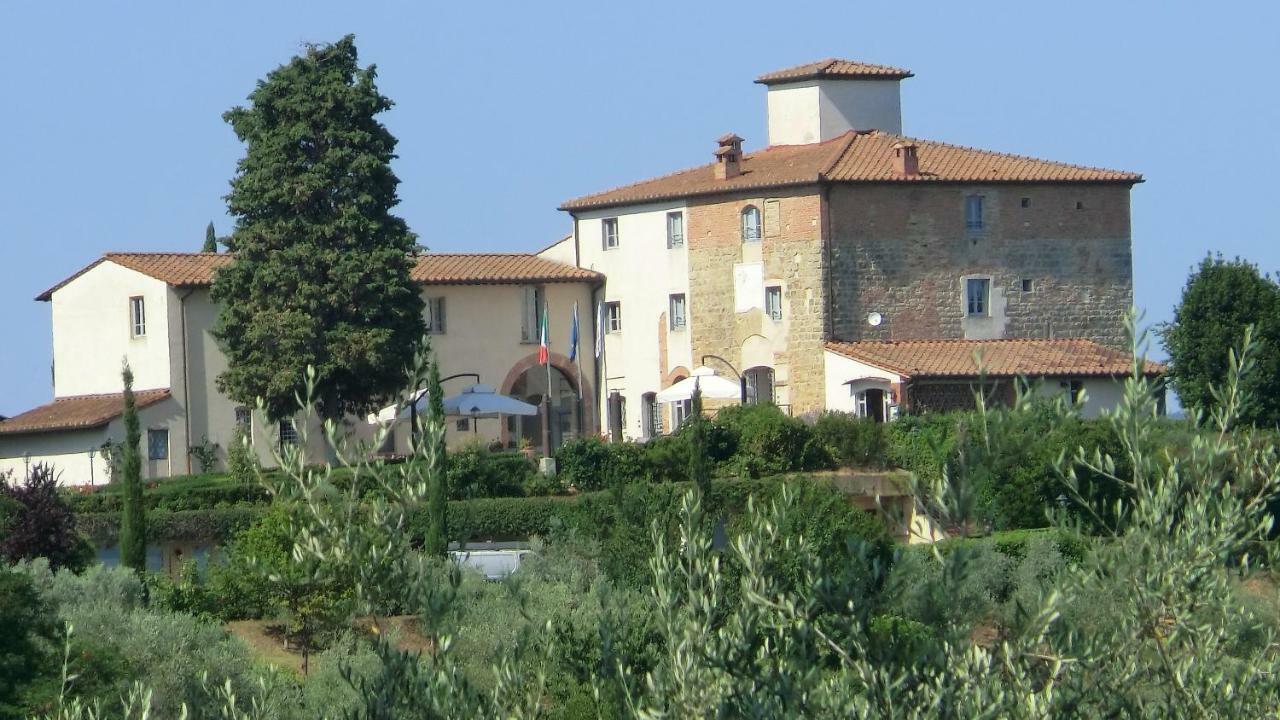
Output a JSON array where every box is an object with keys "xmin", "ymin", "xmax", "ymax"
[
  {"xmin": 506, "ymin": 365, "xmax": 581, "ymax": 450},
  {"xmin": 744, "ymin": 366, "xmax": 774, "ymax": 405}
]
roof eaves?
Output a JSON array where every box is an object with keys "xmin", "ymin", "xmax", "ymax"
[{"xmin": 560, "ymin": 177, "xmax": 821, "ymax": 212}]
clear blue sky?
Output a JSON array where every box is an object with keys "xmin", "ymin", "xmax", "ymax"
[{"xmin": 2, "ymin": 1, "xmax": 1277, "ymax": 417}]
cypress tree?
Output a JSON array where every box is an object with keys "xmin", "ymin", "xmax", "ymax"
[
  {"xmin": 212, "ymin": 35, "xmax": 424, "ymax": 423},
  {"xmin": 687, "ymin": 384, "xmax": 711, "ymax": 496},
  {"xmin": 118, "ymin": 363, "xmax": 146, "ymax": 574},
  {"xmin": 423, "ymin": 359, "xmax": 448, "ymax": 557},
  {"xmin": 202, "ymin": 221, "xmax": 218, "ymax": 253}
]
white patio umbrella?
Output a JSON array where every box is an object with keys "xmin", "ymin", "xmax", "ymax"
[
  {"xmin": 443, "ymin": 384, "xmax": 538, "ymax": 418},
  {"xmin": 367, "ymin": 384, "xmax": 538, "ymax": 426},
  {"xmin": 655, "ymin": 366, "xmax": 743, "ymax": 403}
]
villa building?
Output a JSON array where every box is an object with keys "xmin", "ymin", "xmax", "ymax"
[
  {"xmin": 556, "ymin": 59, "xmax": 1157, "ymax": 439},
  {"xmin": 0, "ymin": 58, "xmax": 1161, "ymax": 484},
  {"xmin": 0, "ymin": 252, "xmax": 601, "ymax": 484}
]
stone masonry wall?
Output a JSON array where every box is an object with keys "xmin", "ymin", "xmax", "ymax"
[
  {"xmin": 827, "ymin": 184, "xmax": 1134, "ymax": 348},
  {"xmin": 686, "ymin": 188, "xmax": 829, "ymax": 415}
]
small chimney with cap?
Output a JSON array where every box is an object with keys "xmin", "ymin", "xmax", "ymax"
[
  {"xmin": 714, "ymin": 133, "xmax": 744, "ymax": 180},
  {"xmin": 892, "ymin": 141, "xmax": 919, "ymax": 177}
]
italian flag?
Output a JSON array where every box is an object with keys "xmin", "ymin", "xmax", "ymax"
[{"xmin": 538, "ymin": 304, "xmax": 550, "ymax": 365}]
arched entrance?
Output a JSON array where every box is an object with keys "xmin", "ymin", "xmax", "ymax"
[
  {"xmin": 505, "ymin": 364, "xmax": 581, "ymax": 451},
  {"xmin": 744, "ymin": 366, "xmax": 775, "ymax": 405}
]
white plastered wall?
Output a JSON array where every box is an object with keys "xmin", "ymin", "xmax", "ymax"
[
  {"xmin": 766, "ymin": 79, "xmax": 904, "ymax": 146},
  {"xmin": 51, "ymin": 262, "xmax": 172, "ymax": 397},
  {"xmin": 574, "ymin": 201, "xmax": 692, "ymax": 440},
  {"xmin": 823, "ymin": 351, "xmax": 902, "ymax": 414}
]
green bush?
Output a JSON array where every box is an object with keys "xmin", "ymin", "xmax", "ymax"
[
  {"xmin": 713, "ymin": 404, "xmax": 829, "ymax": 476},
  {"xmin": 812, "ymin": 411, "xmax": 891, "ymax": 469},
  {"xmin": 0, "ymin": 565, "xmax": 58, "ymax": 719},
  {"xmin": 555, "ymin": 437, "xmax": 613, "ymax": 490},
  {"xmin": 76, "ymin": 505, "xmax": 265, "ymax": 546},
  {"xmin": 447, "ymin": 445, "xmax": 540, "ymax": 499}
]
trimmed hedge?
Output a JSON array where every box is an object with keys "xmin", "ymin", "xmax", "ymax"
[{"xmin": 77, "ymin": 506, "xmax": 265, "ymax": 546}]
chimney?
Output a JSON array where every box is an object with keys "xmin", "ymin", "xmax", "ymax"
[
  {"xmin": 714, "ymin": 133, "xmax": 744, "ymax": 180},
  {"xmin": 892, "ymin": 141, "xmax": 919, "ymax": 177}
]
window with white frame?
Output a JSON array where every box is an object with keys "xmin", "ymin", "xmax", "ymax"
[
  {"xmin": 765, "ymin": 285, "xmax": 783, "ymax": 321},
  {"xmin": 741, "ymin": 205, "xmax": 762, "ymax": 242},
  {"xmin": 605, "ymin": 302, "xmax": 622, "ymax": 333},
  {"xmin": 666, "ymin": 211, "xmax": 684, "ymax": 248},
  {"xmin": 147, "ymin": 428, "xmax": 169, "ymax": 460},
  {"xmin": 966, "ymin": 278, "xmax": 990, "ymax": 317},
  {"xmin": 129, "ymin": 296, "xmax": 146, "ymax": 337},
  {"xmin": 521, "ymin": 286, "xmax": 544, "ymax": 342},
  {"xmin": 669, "ymin": 293, "xmax": 686, "ymax": 330},
  {"xmin": 672, "ymin": 398, "xmax": 692, "ymax": 431},
  {"xmin": 279, "ymin": 419, "xmax": 298, "ymax": 447},
  {"xmin": 234, "ymin": 406, "xmax": 252, "ymax": 432},
  {"xmin": 425, "ymin": 296, "xmax": 446, "ymax": 334},
  {"xmin": 965, "ymin": 195, "xmax": 984, "ymax": 232},
  {"xmin": 602, "ymin": 217, "xmax": 620, "ymax": 249}
]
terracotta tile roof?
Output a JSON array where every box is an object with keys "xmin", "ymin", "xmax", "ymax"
[
  {"xmin": 756, "ymin": 59, "xmax": 914, "ymax": 84},
  {"xmin": 561, "ymin": 134, "xmax": 854, "ymax": 210},
  {"xmin": 36, "ymin": 252, "xmax": 600, "ymax": 300},
  {"xmin": 561, "ymin": 130, "xmax": 1140, "ymax": 211},
  {"xmin": 825, "ymin": 338, "xmax": 1164, "ymax": 379},
  {"xmin": 0, "ymin": 389, "xmax": 171, "ymax": 436},
  {"xmin": 409, "ymin": 253, "xmax": 601, "ymax": 285}
]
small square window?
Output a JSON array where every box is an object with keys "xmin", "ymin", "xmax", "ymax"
[
  {"xmin": 602, "ymin": 218, "xmax": 620, "ymax": 249},
  {"xmin": 129, "ymin": 296, "xmax": 146, "ymax": 337},
  {"xmin": 147, "ymin": 429, "xmax": 169, "ymax": 460},
  {"xmin": 966, "ymin": 278, "xmax": 990, "ymax": 317},
  {"xmin": 1075, "ymin": 201, "xmax": 1085, "ymax": 210},
  {"xmin": 279, "ymin": 419, "xmax": 298, "ymax": 447},
  {"xmin": 1021, "ymin": 279, "xmax": 1035, "ymax": 293},
  {"xmin": 456, "ymin": 418, "xmax": 470, "ymax": 432},
  {"xmin": 1020, "ymin": 197, "xmax": 1031, "ymax": 208},
  {"xmin": 605, "ymin": 302, "xmax": 622, "ymax": 333},
  {"xmin": 765, "ymin": 285, "xmax": 783, "ymax": 321},
  {"xmin": 666, "ymin": 212, "xmax": 684, "ymax": 249},
  {"xmin": 668, "ymin": 294, "xmax": 687, "ymax": 330}
]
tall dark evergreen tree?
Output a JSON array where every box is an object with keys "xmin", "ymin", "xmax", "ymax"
[
  {"xmin": 687, "ymin": 384, "xmax": 711, "ymax": 496},
  {"xmin": 118, "ymin": 363, "xmax": 146, "ymax": 574},
  {"xmin": 1160, "ymin": 254, "xmax": 1280, "ymax": 426},
  {"xmin": 202, "ymin": 221, "xmax": 218, "ymax": 253},
  {"xmin": 423, "ymin": 359, "xmax": 448, "ymax": 557},
  {"xmin": 212, "ymin": 35, "xmax": 424, "ymax": 422}
]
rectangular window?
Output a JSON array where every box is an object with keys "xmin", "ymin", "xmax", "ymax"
[
  {"xmin": 668, "ymin": 294, "xmax": 686, "ymax": 330},
  {"xmin": 147, "ymin": 429, "xmax": 169, "ymax": 460},
  {"xmin": 1069, "ymin": 379, "xmax": 1084, "ymax": 406},
  {"xmin": 605, "ymin": 302, "xmax": 622, "ymax": 333},
  {"xmin": 234, "ymin": 406, "xmax": 252, "ymax": 431},
  {"xmin": 965, "ymin": 195, "xmax": 984, "ymax": 231},
  {"xmin": 129, "ymin": 296, "xmax": 146, "ymax": 337},
  {"xmin": 602, "ymin": 218, "xmax": 619, "ymax": 250},
  {"xmin": 966, "ymin": 278, "xmax": 990, "ymax": 317},
  {"xmin": 425, "ymin": 297, "xmax": 446, "ymax": 334},
  {"xmin": 521, "ymin": 286, "xmax": 544, "ymax": 342},
  {"xmin": 1021, "ymin": 278, "xmax": 1035, "ymax": 293},
  {"xmin": 279, "ymin": 419, "xmax": 298, "ymax": 447},
  {"xmin": 666, "ymin": 212, "xmax": 684, "ymax": 248},
  {"xmin": 456, "ymin": 418, "xmax": 470, "ymax": 432},
  {"xmin": 765, "ymin": 285, "xmax": 783, "ymax": 321},
  {"xmin": 672, "ymin": 398, "xmax": 692, "ymax": 431}
]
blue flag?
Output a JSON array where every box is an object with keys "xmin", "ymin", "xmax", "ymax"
[{"xmin": 568, "ymin": 302, "xmax": 580, "ymax": 362}]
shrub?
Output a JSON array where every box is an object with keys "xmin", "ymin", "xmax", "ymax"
[
  {"xmin": 188, "ymin": 436, "xmax": 221, "ymax": 475},
  {"xmin": 0, "ymin": 464, "xmax": 94, "ymax": 571},
  {"xmin": 713, "ymin": 403, "xmax": 829, "ymax": 476},
  {"xmin": 226, "ymin": 426, "xmax": 260, "ymax": 487},
  {"xmin": 447, "ymin": 445, "xmax": 539, "ymax": 499},
  {"xmin": 75, "ymin": 505, "xmax": 264, "ymax": 546},
  {"xmin": 811, "ymin": 412, "xmax": 891, "ymax": 469},
  {"xmin": 0, "ymin": 565, "xmax": 58, "ymax": 718},
  {"xmin": 555, "ymin": 437, "xmax": 612, "ymax": 490}
]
